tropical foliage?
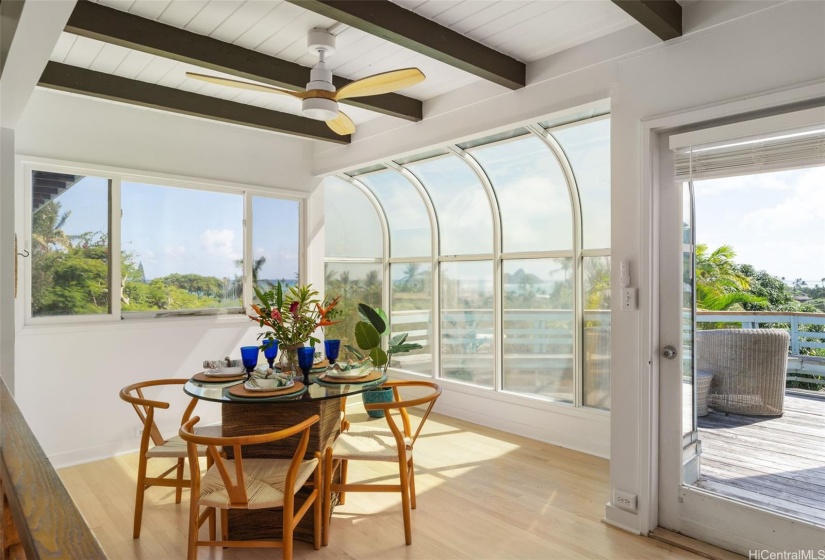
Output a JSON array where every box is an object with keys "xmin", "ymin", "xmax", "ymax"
[
  {"xmin": 31, "ymin": 200, "xmax": 244, "ymax": 316},
  {"xmin": 346, "ymin": 303, "xmax": 422, "ymax": 373}
]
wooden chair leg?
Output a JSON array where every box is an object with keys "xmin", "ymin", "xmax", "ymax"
[
  {"xmin": 399, "ymin": 459, "xmax": 412, "ymax": 545},
  {"xmin": 408, "ymin": 457, "xmax": 417, "ymax": 510},
  {"xmin": 283, "ymin": 503, "xmax": 294, "ymax": 560},
  {"xmin": 220, "ymin": 509, "xmax": 228, "ymax": 541},
  {"xmin": 322, "ymin": 448, "xmax": 333, "ymax": 547},
  {"xmin": 339, "ymin": 459, "xmax": 348, "ymax": 505},
  {"xmin": 314, "ymin": 453, "xmax": 322, "ymax": 551},
  {"xmin": 175, "ymin": 458, "xmax": 185, "ymax": 504},
  {"xmin": 208, "ymin": 507, "xmax": 216, "ymax": 540},
  {"xmin": 133, "ymin": 456, "xmax": 148, "ymax": 539},
  {"xmin": 186, "ymin": 501, "xmax": 199, "ymax": 560}
]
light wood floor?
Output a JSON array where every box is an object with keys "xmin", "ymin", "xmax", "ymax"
[{"xmin": 58, "ymin": 412, "xmax": 703, "ymax": 560}]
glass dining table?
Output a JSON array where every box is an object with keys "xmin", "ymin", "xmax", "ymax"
[{"xmin": 184, "ymin": 370, "xmax": 387, "ymax": 543}]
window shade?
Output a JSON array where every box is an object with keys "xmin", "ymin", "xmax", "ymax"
[{"xmin": 674, "ymin": 128, "xmax": 825, "ymax": 181}]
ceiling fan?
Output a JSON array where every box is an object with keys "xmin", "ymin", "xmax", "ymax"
[{"xmin": 186, "ymin": 28, "xmax": 425, "ymax": 136}]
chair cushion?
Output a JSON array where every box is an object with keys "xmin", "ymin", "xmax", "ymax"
[
  {"xmin": 145, "ymin": 424, "xmax": 223, "ymax": 458},
  {"xmin": 332, "ymin": 424, "xmax": 412, "ymax": 462},
  {"xmin": 198, "ymin": 457, "xmax": 319, "ymax": 510}
]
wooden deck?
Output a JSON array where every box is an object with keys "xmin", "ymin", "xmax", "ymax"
[{"xmin": 696, "ymin": 391, "xmax": 825, "ymax": 527}]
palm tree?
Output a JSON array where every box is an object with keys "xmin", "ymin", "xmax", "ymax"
[
  {"xmin": 31, "ymin": 201, "xmax": 71, "ymax": 253},
  {"xmin": 400, "ymin": 263, "xmax": 422, "ymax": 291},
  {"xmin": 694, "ymin": 244, "xmax": 764, "ymax": 310}
]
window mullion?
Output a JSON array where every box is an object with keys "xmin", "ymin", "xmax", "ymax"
[
  {"xmin": 243, "ymin": 192, "xmax": 253, "ymax": 312},
  {"xmin": 110, "ymin": 177, "xmax": 122, "ymax": 320}
]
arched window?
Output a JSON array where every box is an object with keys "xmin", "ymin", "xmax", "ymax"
[{"xmin": 324, "ymin": 110, "xmax": 611, "ymax": 410}]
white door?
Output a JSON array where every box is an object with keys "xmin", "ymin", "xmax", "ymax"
[{"xmin": 656, "ymin": 111, "xmax": 825, "ymax": 554}]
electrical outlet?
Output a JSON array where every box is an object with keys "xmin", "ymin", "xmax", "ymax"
[
  {"xmin": 613, "ymin": 489, "xmax": 637, "ymax": 513},
  {"xmin": 134, "ymin": 427, "xmax": 144, "ymax": 438}
]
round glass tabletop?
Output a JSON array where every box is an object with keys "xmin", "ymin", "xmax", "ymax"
[{"xmin": 184, "ymin": 372, "xmax": 388, "ymax": 404}]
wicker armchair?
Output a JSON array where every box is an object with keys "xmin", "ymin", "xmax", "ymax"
[{"xmin": 696, "ymin": 328, "xmax": 790, "ymax": 416}]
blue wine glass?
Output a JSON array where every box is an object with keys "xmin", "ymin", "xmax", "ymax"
[
  {"xmin": 324, "ymin": 339, "xmax": 341, "ymax": 365},
  {"xmin": 263, "ymin": 339, "xmax": 279, "ymax": 369},
  {"xmin": 240, "ymin": 346, "xmax": 259, "ymax": 379},
  {"xmin": 297, "ymin": 346, "xmax": 315, "ymax": 385}
]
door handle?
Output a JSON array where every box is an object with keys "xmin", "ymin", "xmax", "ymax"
[{"xmin": 662, "ymin": 345, "xmax": 678, "ymax": 360}]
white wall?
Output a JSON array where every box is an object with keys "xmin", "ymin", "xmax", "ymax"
[
  {"xmin": 13, "ymin": 90, "xmax": 322, "ymax": 467},
  {"xmin": 313, "ymin": 0, "xmax": 825, "ymax": 535}
]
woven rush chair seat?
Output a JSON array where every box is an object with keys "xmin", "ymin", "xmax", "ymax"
[
  {"xmin": 179, "ymin": 414, "xmax": 322, "ymax": 560},
  {"xmin": 145, "ymin": 425, "xmax": 223, "ymax": 458},
  {"xmin": 332, "ymin": 424, "xmax": 413, "ymax": 461},
  {"xmin": 696, "ymin": 328, "xmax": 789, "ymax": 416},
  {"xmin": 199, "ymin": 457, "xmax": 318, "ymax": 509}
]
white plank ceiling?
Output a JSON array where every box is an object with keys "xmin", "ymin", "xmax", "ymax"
[{"xmin": 49, "ymin": 0, "xmax": 635, "ymax": 128}]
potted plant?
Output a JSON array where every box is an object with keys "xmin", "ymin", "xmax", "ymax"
[
  {"xmin": 249, "ymin": 282, "xmax": 339, "ymax": 373},
  {"xmin": 346, "ymin": 303, "xmax": 421, "ymax": 418}
]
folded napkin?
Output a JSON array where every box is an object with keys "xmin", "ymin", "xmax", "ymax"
[
  {"xmin": 203, "ymin": 358, "xmax": 243, "ymax": 376},
  {"xmin": 245, "ymin": 374, "xmax": 293, "ymax": 391},
  {"xmin": 203, "ymin": 358, "xmax": 242, "ymax": 369}
]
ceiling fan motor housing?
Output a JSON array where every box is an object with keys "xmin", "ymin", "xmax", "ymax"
[{"xmin": 303, "ymin": 28, "xmax": 338, "ymax": 121}]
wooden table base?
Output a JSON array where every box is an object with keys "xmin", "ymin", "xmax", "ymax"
[{"xmin": 221, "ymin": 398, "xmax": 341, "ymax": 543}]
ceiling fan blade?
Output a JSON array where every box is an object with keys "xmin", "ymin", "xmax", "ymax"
[
  {"xmin": 326, "ymin": 111, "xmax": 355, "ymax": 136},
  {"xmin": 185, "ymin": 72, "xmax": 308, "ymax": 99},
  {"xmin": 334, "ymin": 68, "xmax": 425, "ymax": 101}
]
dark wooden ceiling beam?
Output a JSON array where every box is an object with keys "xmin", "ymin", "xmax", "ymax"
[
  {"xmin": 39, "ymin": 62, "xmax": 349, "ymax": 144},
  {"xmin": 611, "ymin": 0, "xmax": 682, "ymax": 41},
  {"xmin": 286, "ymin": 0, "xmax": 526, "ymax": 90},
  {"xmin": 64, "ymin": 0, "xmax": 421, "ymax": 121}
]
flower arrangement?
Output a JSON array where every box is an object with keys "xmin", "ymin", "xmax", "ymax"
[{"xmin": 250, "ymin": 282, "xmax": 340, "ymax": 350}]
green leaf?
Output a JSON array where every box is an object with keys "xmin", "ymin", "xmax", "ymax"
[
  {"xmin": 389, "ymin": 332, "xmax": 408, "ymax": 346},
  {"xmin": 344, "ymin": 344, "xmax": 364, "ymax": 360},
  {"xmin": 358, "ymin": 303, "xmax": 386, "ymax": 334},
  {"xmin": 369, "ymin": 347, "xmax": 388, "ymax": 367},
  {"xmin": 354, "ymin": 321, "xmax": 380, "ymax": 351},
  {"xmin": 388, "ymin": 342, "xmax": 422, "ymax": 354},
  {"xmin": 275, "ymin": 282, "xmax": 283, "ymax": 309}
]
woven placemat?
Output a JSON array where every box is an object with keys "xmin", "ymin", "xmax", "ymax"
[
  {"xmin": 228, "ymin": 380, "xmax": 306, "ymax": 399},
  {"xmin": 317, "ymin": 369, "xmax": 383, "ymax": 384},
  {"xmin": 192, "ymin": 372, "xmax": 246, "ymax": 383}
]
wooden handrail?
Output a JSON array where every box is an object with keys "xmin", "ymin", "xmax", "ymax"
[{"xmin": 0, "ymin": 378, "xmax": 105, "ymax": 559}]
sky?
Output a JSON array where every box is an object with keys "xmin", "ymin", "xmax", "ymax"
[
  {"xmin": 693, "ymin": 166, "xmax": 825, "ymax": 285},
  {"xmin": 52, "ymin": 178, "xmax": 299, "ymax": 281}
]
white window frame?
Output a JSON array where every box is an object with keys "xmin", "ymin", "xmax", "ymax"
[
  {"xmin": 325, "ymin": 111, "xmax": 612, "ymax": 410},
  {"xmin": 18, "ymin": 155, "xmax": 306, "ymax": 326}
]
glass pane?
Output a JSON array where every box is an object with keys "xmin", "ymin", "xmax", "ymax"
[
  {"xmin": 502, "ymin": 259, "xmax": 574, "ymax": 402},
  {"xmin": 359, "ymin": 170, "xmax": 431, "ymax": 258},
  {"xmin": 121, "ymin": 182, "xmax": 243, "ymax": 312},
  {"xmin": 390, "ymin": 263, "xmax": 433, "ymax": 374},
  {"xmin": 324, "ymin": 177, "xmax": 382, "ymax": 258},
  {"xmin": 583, "ymin": 256, "xmax": 611, "ymax": 410},
  {"xmin": 252, "ymin": 196, "xmax": 300, "ymax": 291},
  {"xmin": 406, "ymin": 155, "xmax": 493, "ymax": 256},
  {"xmin": 440, "ymin": 261, "xmax": 494, "ymax": 387},
  {"xmin": 324, "ymin": 262, "xmax": 383, "ymax": 350},
  {"xmin": 553, "ymin": 118, "xmax": 610, "ymax": 250},
  {"xmin": 470, "ymin": 137, "xmax": 573, "ymax": 253},
  {"xmin": 31, "ymin": 171, "xmax": 110, "ymax": 317},
  {"xmin": 682, "ymin": 183, "xmax": 696, "ymax": 436}
]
